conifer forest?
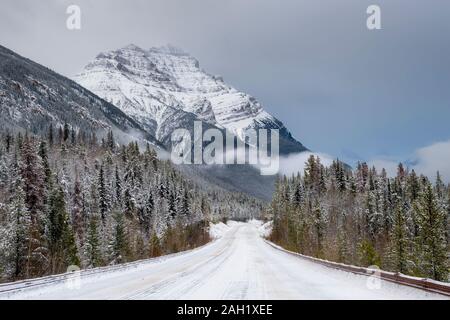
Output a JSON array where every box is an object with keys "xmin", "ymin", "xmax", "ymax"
[{"xmin": 268, "ymin": 156, "xmax": 449, "ymax": 281}]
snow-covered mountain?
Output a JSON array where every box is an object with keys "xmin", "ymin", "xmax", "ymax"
[
  {"xmin": 0, "ymin": 43, "xmax": 306, "ymax": 200},
  {"xmin": 74, "ymin": 44, "xmax": 307, "ymax": 154},
  {"xmin": 0, "ymin": 45, "xmax": 160, "ymax": 146}
]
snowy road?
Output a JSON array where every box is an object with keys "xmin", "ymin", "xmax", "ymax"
[{"xmin": 0, "ymin": 222, "xmax": 447, "ymax": 300}]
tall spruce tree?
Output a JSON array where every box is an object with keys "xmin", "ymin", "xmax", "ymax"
[
  {"xmin": 72, "ymin": 176, "xmax": 84, "ymax": 243},
  {"xmin": 48, "ymin": 186, "xmax": 79, "ymax": 273},
  {"xmin": 0, "ymin": 182, "xmax": 32, "ymax": 280},
  {"xmin": 84, "ymin": 217, "xmax": 102, "ymax": 268},
  {"xmin": 415, "ymin": 183, "xmax": 448, "ymax": 281},
  {"xmin": 111, "ymin": 211, "xmax": 128, "ymax": 264},
  {"xmin": 97, "ymin": 164, "xmax": 109, "ymax": 222},
  {"xmin": 390, "ymin": 203, "xmax": 410, "ymax": 273}
]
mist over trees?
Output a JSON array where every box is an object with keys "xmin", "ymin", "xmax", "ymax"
[
  {"xmin": 0, "ymin": 126, "xmax": 262, "ymax": 282},
  {"xmin": 268, "ymin": 155, "xmax": 450, "ymax": 282}
]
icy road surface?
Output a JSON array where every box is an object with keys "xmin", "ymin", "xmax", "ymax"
[{"xmin": 0, "ymin": 222, "xmax": 447, "ymax": 300}]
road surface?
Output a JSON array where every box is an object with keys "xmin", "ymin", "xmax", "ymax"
[{"xmin": 0, "ymin": 222, "xmax": 447, "ymax": 300}]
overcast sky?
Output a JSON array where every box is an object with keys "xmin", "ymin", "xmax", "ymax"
[{"xmin": 1, "ymin": 0, "xmax": 450, "ymax": 179}]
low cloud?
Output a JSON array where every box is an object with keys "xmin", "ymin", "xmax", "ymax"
[
  {"xmin": 413, "ymin": 140, "xmax": 450, "ymax": 182},
  {"xmin": 368, "ymin": 140, "xmax": 450, "ymax": 183},
  {"xmin": 367, "ymin": 157, "xmax": 401, "ymax": 177},
  {"xmin": 278, "ymin": 151, "xmax": 334, "ymax": 176},
  {"xmin": 276, "ymin": 139, "xmax": 450, "ymax": 183}
]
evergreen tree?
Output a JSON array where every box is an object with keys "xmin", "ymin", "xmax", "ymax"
[
  {"xmin": 111, "ymin": 212, "xmax": 128, "ymax": 264},
  {"xmin": 20, "ymin": 137, "xmax": 45, "ymax": 222},
  {"xmin": 435, "ymin": 171, "xmax": 445, "ymax": 200},
  {"xmin": 291, "ymin": 181, "xmax": 303, "ymax": 208},
  {"xmin": 97, "ymin": 165, "xmax": 109, "ymax": 222},
  {"xmin": 168, "ymin": 191, "xmax": 177, "ymax": 220},
  {"xmin": 48, "ymin": 186, "xmax": 79, "ymax": 273},
  {"xmin": 123, "ymin": 188, "xmax": 135, "ymax": 218},
  {"xmin": 72, "ymin": 176, "xmax": 84, "ymax": 242},
  {"xmin": 63, "ymin": 123, "xmax": 70, "ymax": 142},
  {"xmin": 312, "ymin": 199, "xmax": 325, "ymax": 257},
  {"xmin": 57, "ymin": 126, "xmax": 63, "ymax": 145},
  {"xmin": 38, "ymin": 141, "xmax": 52, "ymax": 189},
  {"xmin": 0, "ymin": 183, "xmax": 32, "ymax": 280},
  {"xmin": 5, "ymin": 133, "xmax": 12, "ymax": 153},
  {"xmin": 359, "ymin": 239, "xmax": 381, "ymax": 267},
  {"xmin": 179, "ymin": 189, "xmax": 190, "ymax": 216},
  {"xmin": 446, "ymin": 188, "xmax": 450, "ymax": 245},
  {"xmin": 139, "ymin": 192, "xmax": 154, "ymax": 233},
  {"xmin": 148, "ymin": 232, "xmax": 161, "ymax": 257},
  {"xmin": 114, "ymin": 165, "xmax": 122, "ymax": 205},
  {"xmin": 390, "ymin": 203, "xmax": 410, "ymax": 273},
  {"xmin": 70, "ymin": 127, "xmax": 76, "ymax": 145},
  {"xmin": 415, "ymin": 183, "xmax": 448, "ymax": 281},
  {"xmin": 19, "ymin": 137, "xmax": 47, "ymax": 277},
  {"xmin": 84, "ymin": 217, "xmax": 102, "ymax": 268},
  {"xmin": 407, "ymin": 170, "xmax": 420, "ymax": 202},
  {"xmin": 106, "ymin": 130, "xmax": 115, "ymax": 151}
]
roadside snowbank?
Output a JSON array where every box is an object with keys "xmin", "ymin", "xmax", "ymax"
[
  {"xmin": 209, "ymin": 222, "xmax": 230, "ymax": 239},
  {"xmin": 248, "ymin": 219, "xmax": 273, "ymax": 238},
  {"xmin": 209, "ymin": 220, "xmax": 241, "ymax": 239},
  {"xmin": 209, "ymin": 220, "xmax": 273, "ymax": 239}
]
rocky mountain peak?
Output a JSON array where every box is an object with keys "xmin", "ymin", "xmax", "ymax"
[{"xmin": 74, "ymin": 44, "xmax": 307, "ymax": 154}]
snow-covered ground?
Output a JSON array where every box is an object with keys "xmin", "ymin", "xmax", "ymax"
[{"xmin": 0, "ymin": 222, "xmax": 447, "ymax": 300}]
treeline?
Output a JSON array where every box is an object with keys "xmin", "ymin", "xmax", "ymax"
[
  {"xmin": 0, "ymin": 125, "xmax": 261, "ymax": 282},
  {"xmin": 268, "ymin": 156, "xmax": 449, "ymax": 282}
]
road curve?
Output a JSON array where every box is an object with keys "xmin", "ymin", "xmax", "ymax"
[{"xmin": 0, "ymin": 222, "xmax": 447, "ymax": 300}]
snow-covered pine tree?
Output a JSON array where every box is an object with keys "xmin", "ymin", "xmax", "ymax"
[
  {"xmin": 114, "ymin": 165, "xmax": 122, "ymax": 206},
  {"xmin": 139, "ymin": 191, "xmax": 154, "ymax": 233},
  {"xmin": 71, "ymin": 175, "xmax": 84, "ymax": 245},
  {"xmin": 19, "ymin": 136, "xmax": 45, "ymax": 224},
  {"xmin": 19, "ymin": 135, "xmax": 48, "ymax": 277},
  {"xmin": 446, "ymin": 188, "xmax": 450, "ymax": 245},
  {"xmin": 179, "ymin": 189, "xmax": 190, "ymax": 217},
  {"xmin": 106, "ymin": 130, "xmax": 115, "ymax": 152},
  {"xmin": 435, "ymin": 171, "xmax": 445, "ymax": 200},
  {"xmin": 0, "ymin": 180, "xmax": 32, "ymax": 280},
  {"xmin": 312, "ymin": 198, "xmax": 326, "ymax": 258},
  {"xmin": 97, "ymin": 164, "xmax": 110, "ymax": 222}
]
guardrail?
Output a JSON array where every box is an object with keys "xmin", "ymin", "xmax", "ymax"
[
  {"xmin": 0, "ymin": 257, "xmax": 161, "ymax": 296},
  {"xmin": 0, "ymin": 239, "xmax": 216, "ymax": 298},
  {"xmin": 264, "ymin": 239, "xmax": 450, "ymax": 297}
]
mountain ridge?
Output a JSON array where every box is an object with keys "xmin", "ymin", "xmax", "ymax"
[
  {"xmin": 74, "ymin": 44, "xmax": 308, "ymax": 155},
  {"xmin": 0, "ymin": 44, "xmax": 162, "ymax": 147}
]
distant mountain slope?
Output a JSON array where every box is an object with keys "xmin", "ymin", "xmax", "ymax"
[
  {"xmin": 0, "ymin": 45, "xmax": 160, "ymax": 146},
  {"xmin": 74, "ymin": 44, "xmax": 307, "ymax": 154},
  {"xmin": 0, "ymin": 44, "xmax": 305, "ymax": 200}
]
